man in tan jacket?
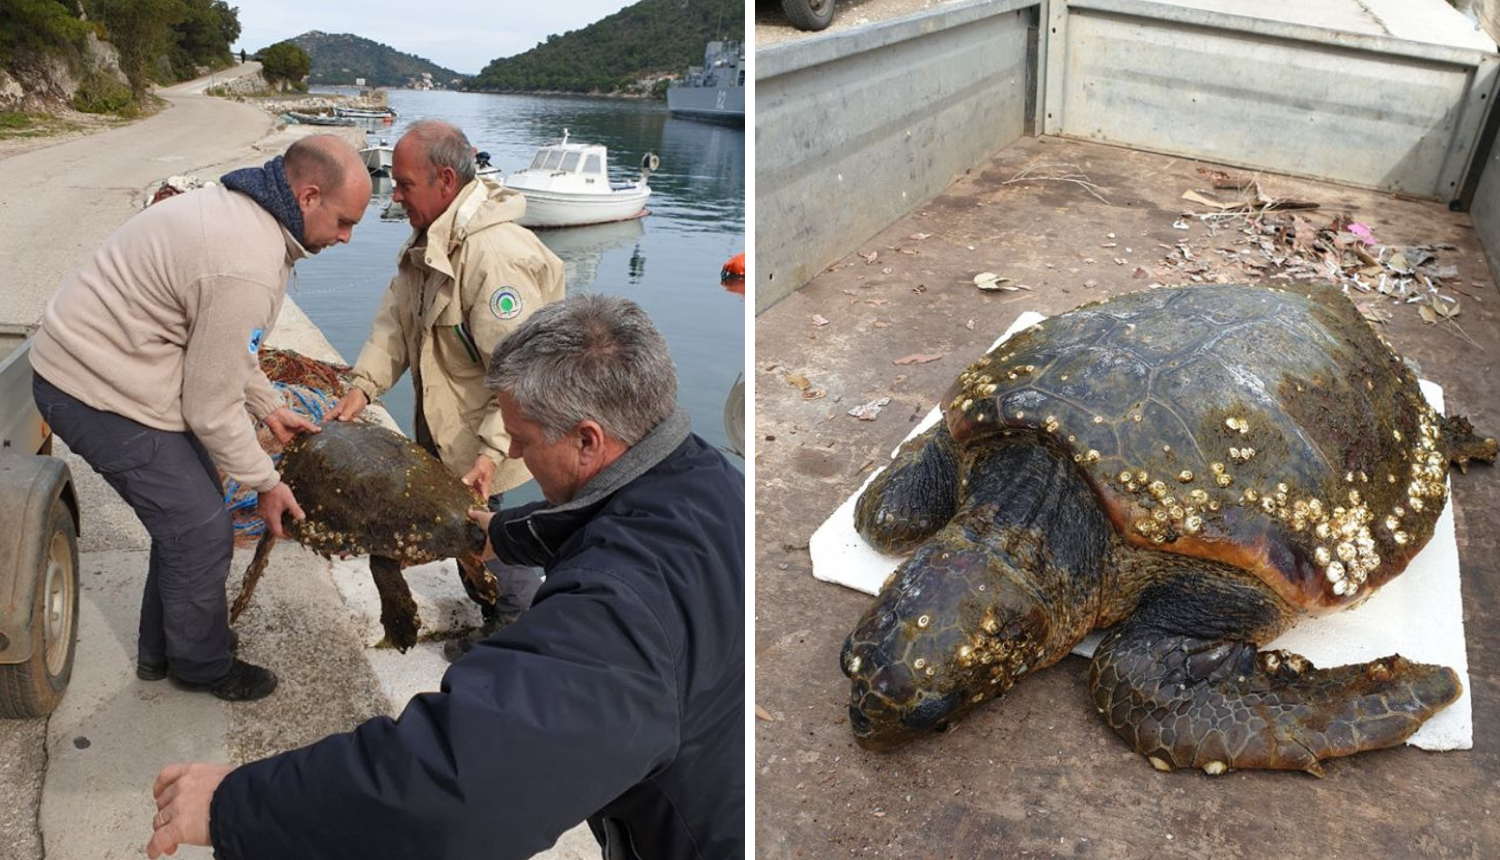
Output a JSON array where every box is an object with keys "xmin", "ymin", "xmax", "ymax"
[
  {"xmin": 30, "ymin": 135, "xmax": 372, "ymax": 701},
  {"xmin": 331, "ymin": 120, "xmax": 565, "ymax": 652}
]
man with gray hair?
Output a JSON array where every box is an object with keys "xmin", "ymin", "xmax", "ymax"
[
  {"xmin": 331, "ymin": 119, "xmax": 565, "ymax": 642},
  {"xmin": 147, "ymin": 294, "xmax": 745, "ymax": 860}
]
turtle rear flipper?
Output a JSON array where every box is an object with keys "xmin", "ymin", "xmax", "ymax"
[
  {"xmin": 230, "ymin": 534, "xmax": 278, "ymax": 624},
  {"xmin": 1090, "ymin": 581, "xmax": 1461, "ymax": 775},
  {"xmin": 1439, "ymin": 413, "xmax": 1498, "ymax": 473},
  {"xmin": 855, "ymin": 423, "xmax": 960, "ymax": 553}
]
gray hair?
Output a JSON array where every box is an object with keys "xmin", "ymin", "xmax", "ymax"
[
  {"xmin": 401, "ymin": 119, "xmax": 477, "ymax": 185},
  {"xmin": 486, "ymin": 294, "xmax": 677, "ymax": 445}
]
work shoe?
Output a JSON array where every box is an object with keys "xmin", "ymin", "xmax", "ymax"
[
  {"xmin": 173, "ymin": 658, "xmax": 278, "ymax": 702},
  {"xmin": 136, "ymin": 629, "xmax": 240, "ymax": 682},
  {"xmin": 442, "ymin": 611, "xmax": 522, "ymax": 663}
]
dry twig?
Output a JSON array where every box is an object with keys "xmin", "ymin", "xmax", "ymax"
[{"xmin": 1002, "ymin": 163, "xmax": 1110, "ymax": 205}]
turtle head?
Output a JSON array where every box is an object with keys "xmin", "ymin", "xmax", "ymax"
[{"xmin": 841, "ymin": 536, "xmax": 1050, "ymax": 751}]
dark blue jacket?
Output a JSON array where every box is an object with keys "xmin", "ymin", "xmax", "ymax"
[{"xmin": 211, "ymin": 416, "xmax": 745, "ymax": 860}]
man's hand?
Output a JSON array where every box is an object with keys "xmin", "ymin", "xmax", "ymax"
[
  {"xmin": 330, "ymin": 388, "xmax": 369, "ymax": 422},
  {"xmin": 262, "ymin": 407, "xmax": 320, "ymax": 445},
  {"xmin": 461, "ymin": 455, "xmax": 498, "ymax": 500},
  {"xmin": 146, "ymin": 762, "xmax": 233, "ymax": 858},
  {"xmin": 257, "ymin": 482, "xmax": 305, "ymax": 539},
  {"xmin": 467, "ymin": 508, "xmax": 497, "ymax": 561}
]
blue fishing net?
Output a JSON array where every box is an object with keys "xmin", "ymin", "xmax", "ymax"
[{"xmin": 226, "ymin": 381, "xmax": 343, "ymax": 542}]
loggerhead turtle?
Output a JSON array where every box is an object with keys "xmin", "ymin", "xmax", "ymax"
[
  {"xmin": 841, "ymin": 283, "xmax": 1496, "ymax": 774},
  {"xmin": 231, "ymin": 420, "xmax": 497, "ymax": 652}
]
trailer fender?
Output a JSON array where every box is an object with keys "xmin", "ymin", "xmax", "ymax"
[{"xmin": 0, "ymin": 453, "xmax": 78, "ymax": 665}]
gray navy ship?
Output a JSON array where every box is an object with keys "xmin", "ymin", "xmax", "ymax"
[{"xmin": 667, "ymin": 41, "xmax": 744, "ymax": 124}]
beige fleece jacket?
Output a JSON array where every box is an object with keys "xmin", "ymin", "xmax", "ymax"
[
  {"xmin": 30, "ymin": 185, "xmax": 306, "ymax": 492},
  {"xmin": 349, "ymin": 178, "xmax": 565, "ymax": 492}
]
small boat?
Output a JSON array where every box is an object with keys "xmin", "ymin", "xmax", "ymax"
[
  {"xmin": 475, "ymin": 150, "xmax": 501, "ymax": 181},
  {"xmin": 359, "ymin": 140, "xmax": 394, "ymax": 175},
  {"xmin": 336, "ymin": 105, "xmax": 398, "ymax": 120},
  {"xmin": 502, "ymin": 130, "xmax": 655, "ymax": 228},
  {"xmin": 282, "ymin": 111, "xmax": 356, "ymax": 127}
]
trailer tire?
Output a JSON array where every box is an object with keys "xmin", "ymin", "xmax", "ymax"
[
  {"xmin": 0, "ymin": 495, "xmax": 78, "ymax": 718},
  {"xmin": 782, "ymin": 0, "xmax": 835, "ymax": 31}
]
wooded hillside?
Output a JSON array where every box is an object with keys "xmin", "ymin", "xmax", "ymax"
[
  {"xmin": 282, "ymin": 31, "xmax": 463, "ymax": 87},
  {"xmin": 468, "ymin": 0, "xmax": 741, "ymax": 95}
]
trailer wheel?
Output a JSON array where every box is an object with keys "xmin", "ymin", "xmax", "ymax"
[
  {"xmin": 0, "ymin": 495, "xmax": 78, "ymax": 718},
  {"xmin": 782, "ymin": 0, "xmax": 835, "ymax": 31}
]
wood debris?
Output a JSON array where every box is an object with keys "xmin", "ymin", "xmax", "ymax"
[{"xmin": 1162, "ymin": 194, "xmax": 1470, "ymax": 328}]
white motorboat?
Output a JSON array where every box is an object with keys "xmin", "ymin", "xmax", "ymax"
[
  {"xmin": 359, "ymin": 140, "xmax": 394, "ymax": 175},
  {"xmin": 503, "ymin": 130, "xmax": 656, "ymax": 228}
]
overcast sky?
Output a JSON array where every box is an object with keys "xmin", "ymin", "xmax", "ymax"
[{"xmin": 231, "ymin": 1, "xmax": 651, "ymax": 76}]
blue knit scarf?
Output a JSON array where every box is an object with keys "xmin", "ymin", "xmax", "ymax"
[{"xmin": 221, "ymin": 155, "xmax": 305, "ymax": 246}]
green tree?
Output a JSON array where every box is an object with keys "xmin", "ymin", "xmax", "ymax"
[
  {"xmin": 0, "ymin": 0, "xmax": 91, "ymax": 65},
  {"xmin": 259, "ymin": 40, "xmax": 310, "ymax": 89},
  {"xmin": 165, "ymin": 0, "xmax": 237, "ymax": 79},
  {"xmin": 84, "ymin": 0, "xmax": 180, "ymax": 96},
  {"xmin": 210, "ymin": 0, "xmax": 239, "ymax": 46}
]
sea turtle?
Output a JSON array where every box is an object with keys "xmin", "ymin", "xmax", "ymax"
[
  {"xmin": 841, "ymin": 283, "xmax": 1496, "ymax": 775},
  {"xmin": 231, "ymin": 420, "xmax": 497, "ymax": 652}
]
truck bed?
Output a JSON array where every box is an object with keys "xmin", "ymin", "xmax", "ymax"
[{"xmin": 753, "ymin": 134, "xmax": 1500, "ymax": 858}]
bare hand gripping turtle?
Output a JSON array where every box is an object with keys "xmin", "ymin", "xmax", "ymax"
[
  {"xmin": 841, "ymin": 283, "xmax": 1496, "ymax": 775},
  {"xmin": 231, "ymin": 420, "xmax": 498, "ymax": 652}
]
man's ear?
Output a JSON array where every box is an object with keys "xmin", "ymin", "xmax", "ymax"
[
  {"xmin": 297, "ymin": 184, "xmax": 321, "ymax": 211},
  {"xmin": 576, "ymin": 420, "xmax": 607, "ymax": 458}
]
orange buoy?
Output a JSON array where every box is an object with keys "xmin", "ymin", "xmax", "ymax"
[{"xmin": 720, "ymin": 252, "xmax": 746, "ymax": 281}]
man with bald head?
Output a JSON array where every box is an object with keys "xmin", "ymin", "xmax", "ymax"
[
  {"xmin": 331, "ymin": 119, "xmax": 565, "ymax": 648},
  {"xmin": 30, "ymin": 134, "xmax": 372, "ymax": 702}
]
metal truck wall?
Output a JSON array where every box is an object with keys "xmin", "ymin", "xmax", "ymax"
[
  {"xmin": 755, "ymin": 0, "xmax": 1038, "ymax": 312},
  {"xmin": 1044, "ymin": 0, "xmax": 1498, "ymax": 201},
  {"xmin": 1469, "ymin": 96, "xmax": 1500, "ymax": 286}
]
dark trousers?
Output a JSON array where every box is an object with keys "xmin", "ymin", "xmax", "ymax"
[
  {"xmin": 33, "ymin": 375, "xmax": 234, "ymax": 683},
  {"xmin": 414, "ymin": 407, "xmax": 539, "ymax": 617},
  {"xmin": 484, "ymin": 493, "xmax": 541, "ymax": 617}
]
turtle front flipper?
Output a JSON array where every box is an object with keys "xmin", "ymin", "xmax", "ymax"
[
  {"xmin": 855, "ymin": 423, "xmax": 960, "ymax": 553},
  {"xmin": 1089, "ymin": 581, "xmax": 1461, "ymax": 776},
  {"xmin": 369, "ymin": 556, "xmax": 420, "ymax": 652}
]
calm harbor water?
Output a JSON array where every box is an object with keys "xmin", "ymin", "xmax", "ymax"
[{"xmin": 290, "ymin": 89, "xmax": 746, "ymax": 506}]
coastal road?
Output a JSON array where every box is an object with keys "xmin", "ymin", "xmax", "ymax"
[
  {"xmin": 0, "ymin": 62, "xmax": 273, "ymax": 328},
  {"xmin": 0, "ymin": 67, "xmax": 596, "ymax": 860}
]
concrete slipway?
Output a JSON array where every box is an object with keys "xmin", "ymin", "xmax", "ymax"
[
  {"xmin": 753, "ymin": 2, "xmax": 1500, "ymax": 857},
  {"xmin": 0, "ymin": 68, "xmax": 595, "ymax": 859}
]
